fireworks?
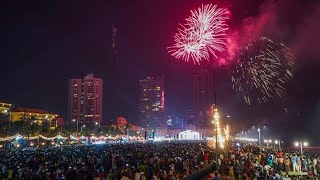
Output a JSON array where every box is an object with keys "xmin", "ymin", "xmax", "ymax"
[
  {"xmin": 168, "ymin": 4, "xmax": 229, "ymax": 64},
  {"xmin": 232, "ymin": 37, "xmax": 295, "ymax": 105}
]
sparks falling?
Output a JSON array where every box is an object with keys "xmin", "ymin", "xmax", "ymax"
[
  {"xmin": 232, "ymin": 37, "xmax": 295, "ymax": 105},
  {"xmin": 168, "ymin": 4, "xmax": 229, "ymax": 64}
]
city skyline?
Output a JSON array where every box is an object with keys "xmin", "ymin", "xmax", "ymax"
[{"xmin": 1, "ymin": 0, "xmax": 320, "ymax": 143}]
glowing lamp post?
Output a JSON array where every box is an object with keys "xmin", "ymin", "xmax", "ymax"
[
  {"xmin": 295, "ymin": 141, "xmax": 308, "ymax": 157},
  {"xmin": 274, "ymin": 140, "xmax": 281, "ymax": 150},
  {"xmin": 212, "ymin": 107, "xmax": 220, "ymax": 178},
  {"xmin": 257, "ymin": 128, "xmax": 261, "ymax": 146},
  {"xmin": 224, "ymin": 124, "xmax": 230, "ymax": 141},
  {"xmin": 275, "ymin": 140, "xmax": 281, "ymax": 149},
  {"xmin": 95, "ymin": 121, "xmax": 100, "ymax": 128},
  {"xmin": 264, "ymin": 139, "xmax": 271, "ymax": 146},
  {"xmin": 72, "ymin": 119, "xmax": 79, "ymax": 136},
  {"xmin": 3, "ymin": 109, "xmax": 12, "ymax": 134},
  {"xmin": 225, "ymin": 114, "xmax": 230, "ymax": 141},
  {"xmin": 81, "ymin": 125, "xmax": 85, "ymax": 132}
]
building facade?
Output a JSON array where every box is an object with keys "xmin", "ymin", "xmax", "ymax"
[
  {"xmin": 68, "ymin": 79, "xmax": 82, "ymax": 122},
  {"xmin": 11, "ymin": 107, "xmax": 59, "ymax": 128},
  {"xmin": 83, "ymin": 74, "xmax": 103, "ymax": 122},
  {"xmin": 156, "ymin": 124, "xmax": 214, "ymax": 139},
  {"xmin": 189, "ymin": 69, "xmax": 214, "ymax": 126},
  {"xmin": 139, "ymin": 76, "xmax": 165, "ymax": 128},
  {"xmin": 193, "ymin": 69, "xmax": 214, "ymax": 108},
  {"xmin": 68, "ymin": 74, "xmax": 103, "ymax": 123},
  {"xmin": 0, "ymin": 101, "xmax": 12, "ymax": 113}
]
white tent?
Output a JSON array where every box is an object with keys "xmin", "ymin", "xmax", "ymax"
[{"xmin": 178, "ymin": 130, "xmax": 200, "ymax": 140}]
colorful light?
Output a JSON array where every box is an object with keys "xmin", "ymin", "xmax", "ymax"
[
  {"xmin": 168, "ymin": 4, "xmax": 229, "ymax": 64},
  {"xmin": 224, "ymin": 124, "xmax": 230, "ymax": 141},
  {"xmin": 213, "ymin": 108, "xmax": 224, "ymax": 148}
]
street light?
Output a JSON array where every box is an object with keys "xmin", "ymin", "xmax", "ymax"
[
  {"xmin": 264, "ymin": 139, "xmax": 271, "ymax": 146},
  {"xmin": 72, "ymin": 119, "xmax": 79, "ymax": 136},
  {"xmin": 3, "ymin": 109, "xmax": 11, "ymax": 132},
  {"xmin": 95, "ymin": 121, "xmax": 100, "ymax": 128},
  {"xmin": 257, "ymin": 128, "xmax": 261, "ymax": 146},
  {"xmin": 45, "ymin": 115, "xmax": 51, "ymax": 129},
  {"xmin": 81, "ymin": 125, "xmax": 85, "ymax": 132},
  {"xmin": 212, "ymin": 107, "xmax": 220, "ymax": 179},
  {"xmin": 295, "ymin": 141, "xmax": 308, "ymax": 157},
  {"xmin": 225, "ymin": 115, "xmax": 231, "ymax": 141},
  {"xmin": 275, "ymin": 140, "xmax": 281, "ymax": 149}
]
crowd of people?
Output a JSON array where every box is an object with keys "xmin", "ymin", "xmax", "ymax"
[{"xmin": 0, "ymin": 140, "xmax": 320, "ymax": 180}]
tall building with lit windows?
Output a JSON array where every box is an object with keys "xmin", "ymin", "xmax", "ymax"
[
  {"xmin": 68, "ymin": 74, "xmax": 103, "ymax": 123},
  {"xmin": 69, "ymin": 79, "xmax": 82, "ymax": 122},
  {"xmin": 139, "ymin": 76, "xmax": 165, "ymax": 128},
  {"xmin": 83, "ymin": 74, "xmax": 103, "ymax": 122}
]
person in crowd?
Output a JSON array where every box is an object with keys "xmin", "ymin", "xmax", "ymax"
[
  {"xmin": 291, "ymin": 154, "xmax": 297, "ymax": 172},
  {"xmin": 285, "ymin": 157, "xmax": 291, "ymax": 172},
  {"xmin": 1, "ymin": 140, "xmax": 320, "ymax": 179},
  {"xmin": 296, "ymin": 156, "xmax": 302, "ymax": 172}
]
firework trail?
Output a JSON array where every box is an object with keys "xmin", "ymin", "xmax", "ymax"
[
  {"xmin": 232, "ymin": 37, "xmax": 295, "ymax": 105},
  {"xmin": 168, "ymin": 4, "xmax": 229, "ymax": 64}
]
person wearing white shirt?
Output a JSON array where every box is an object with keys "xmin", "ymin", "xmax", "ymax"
[
  {"xmin": 297, "ymin": 157, "xmax": 302, "ymax": 172},
  {"xmin": 134, "ymin": 170, "xmax": 141, "ymax": 180},
  {"xmin": 313, "ymin": 158, "xmax": 318, "ymax": 176}
]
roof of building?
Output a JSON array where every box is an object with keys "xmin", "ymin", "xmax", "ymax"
[
  {"xmin": 12, "ymin": 107, "xmax": 55, "ymax": 114},
  {"xmin": 0, "ymin": 101, "xmax": 12, "ymax": 106}
]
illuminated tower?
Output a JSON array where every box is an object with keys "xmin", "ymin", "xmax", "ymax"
[
  {"xmin": 68, "ymin": 79, "xmax": 82, "ymax": 122},
  {"xmin": 68, "ymin": 74, "xmax": 103, "ymax": 123},
  {"xmin": 83, "ymin": 74, "xmax": 103, "ymax": 123},
  {"xmin": 139, "ymin": 76, "xmax": 165, "ymax": 128}
]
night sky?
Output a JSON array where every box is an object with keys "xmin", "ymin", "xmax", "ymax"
[{"xmin": 1, "ymin": 1, "xmax": 320, "ymax": 144}]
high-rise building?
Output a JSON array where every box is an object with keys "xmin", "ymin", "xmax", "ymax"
[
  {"xmin": 83, "ymin": 74, "xmax": 103, "ymax": 122},
  {"xmin": 188, "ymin": 69, "xmax": 214, "ymax": 126},
  {"xmin": 68, "ymin": 74, "xmax": 103, "ymax": 123},
  {"xmin": 139, "ymin": 76, "xmax": 165, "ymax": 128},
  {"xmin": 193, "ymin": 69, "xmax": 213, "ymax": 108},
  {"xmin": 68, "ymin": 79, "xmax": 82, "ymax": 122}
]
